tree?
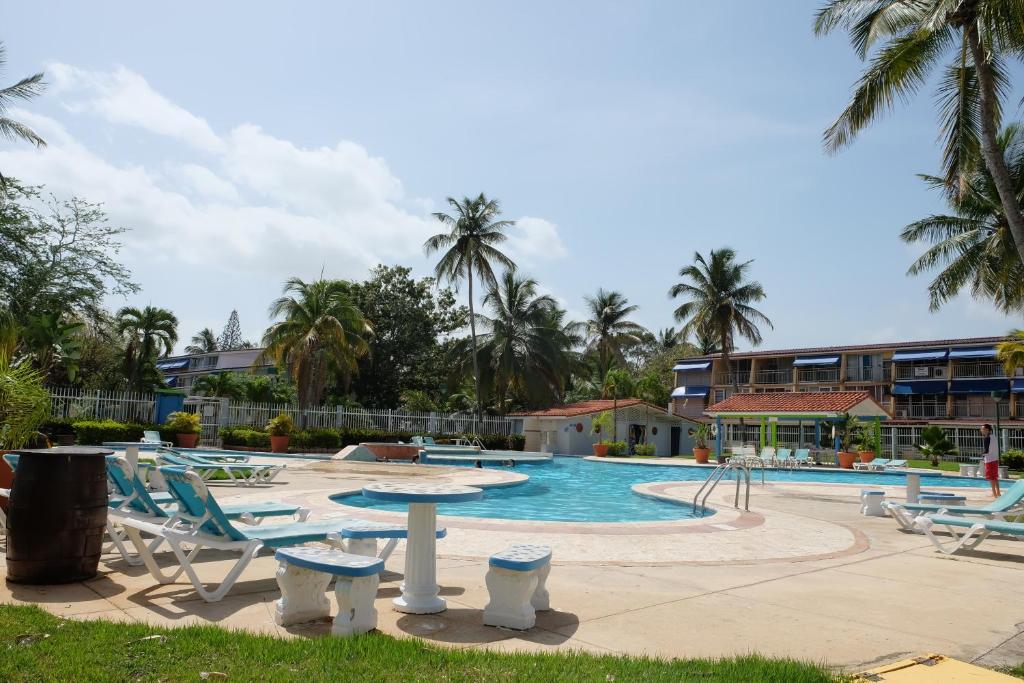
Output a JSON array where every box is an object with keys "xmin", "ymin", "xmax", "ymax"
[
  {"xmin": 74, "ymin": 315, "xmax": 128, "ymax": 390},
  {"xmin": 218, "ymin": 310, "xmax": 244, "ymax": 350},
  {"xmin": 670, "ymin": 248, "xmax": 772, "ymax": 390},
  {"xmin": 191, "ymin": 372, "xmax": 243, "ymax": 399},
  {"xmin": 583, "ymin": 289, "xmax": 646, "ymax": 380},
  {"xmin": 19, "ymin": 311, "xmax": 84, "ymax": 383},
  {"xmin": 470, "ymin": 271, "xmax": 580, "ymax": 411},
  {"xmin": 186, "ymin": 328, "xmax": 218, "ymax": 355},
  {"xmin": 694, "ymin": 327, "xmax": 720, "ymax": 356},
  {"xmin": 0, "ymin": 183, "xmax": 138, "ymax": 324},
  {"xmin": 348, "ymin": 265, "xmax": 465, "ymax": 408},
  {"xmin": 601, "ymin": 367, "xmax": 634, "ymax": 442},
  {"xmin": 0, "ymin": 312, "xmax": 50, "ymax": 450},
  {"xmin": 115, "ymin": 305, "xmax": 178, "ymax": 391},
  {"xmin": 240, "ymin": 374, "xmax": 296, "ymax": 404},
  {"xmin": 997, "ymin": 329, "xmax": 1024, "ymax": 375},
  {"xmin": 0, "ymin": 42, "xmax": 46, "ymax": 184},
  {"xmin": 424, "ymin": 193, "xmax": 517, "ymax": 424},
  {"xmin": 902, "ymin": 124, "xmax": 1024, "ymax": 312},
  {"xmin": 656, "ymin": 327, "xmax": 683, "ymax": 351},
  {"xmin": 917, "ymin": 425, "xmax": 958, "ymax": 467},
  {"xmin": 258, "ymin": 277, "xmax": 372, "ymax": 409},
  {"xmin": 814, "ymin": 0, "xmax": 1024, "ymax": 264}
]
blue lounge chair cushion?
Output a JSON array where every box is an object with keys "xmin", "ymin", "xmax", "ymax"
[
  {"xmin": 339, "ymin": 520, "xmax": 447, "ymax": 540},
  {"xmin": 275, "ymin": 547, "xmax": 384, "ymax": 577},
  {"xmin": 927, "ymin": 515, "xmax": 1024, "ymax": 535},
  {"xmin": 490, "ymin": 544, "xmax": 552, "ymax": 571},
  {"xmin": 240, "ymin": 520, "xmax": 354, "ymax": 548}
]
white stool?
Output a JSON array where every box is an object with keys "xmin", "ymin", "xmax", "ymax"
[
  {"xmin": 958, "ymin": 464, "xmax": 977, "ymax": 478},
  {"xmin": 274, "ymin": 547, "xmax": 384, "ymax": 637},
  {"xmin": 484, "ymin": 544, "xmax": 551, "ymax": 630},
  {"xmin": 860, "ymin": 489, "xmax": 886, "ymax": 517}
]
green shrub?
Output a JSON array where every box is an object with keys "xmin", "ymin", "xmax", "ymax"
[
  {"xmin": 634, "ymin": 443, "xmax": 656, "ymax": 456},
  {"xmin": 72, "ymin": 419, "xmax": 169, "ymax": 445},
  {"xmin": 605, "ymin": 441, "xmax": 628, "ymax": 456},
  {"xmin": 165, "ymin": 411, "xmax": 201, "ymax": 434},
  {"xmin": 1004, "ymin": 449, "xmax": 1024, "ymax": 471},
  {"xmin": 291, "ymin": 428, "xmax": 341, "ymax": 449},
  {"xmin": 216, "ymin": 424, "xmax": 524, "ymax": 452},
  {"xmin": 40, "ymin": 418, "xmax": 76, "ymax": 437},
  {"xmin": 266, "ymin": 412, "xmax": 295, "ymax": 436}
]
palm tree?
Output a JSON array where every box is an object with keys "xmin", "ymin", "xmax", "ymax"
[
  {"xmin": 583, "ymin": 289, "xmax": 646, "ymax": 379},
  {"xmin": 185, "ymin": 328, "xmax": 219, "ymax": 355},
  {"xmin": 656, "ymin": 327, "xmax": 683, "ymax": 351},
  {"xmin": 191, "ymin": 372, "xmax": 242, "ymax": 399},
  {"xmin": 601, "ymin": 367, "xmax": 634, "ymax": 442},
  {"xmin": 814, "ymin": 1, "xmax": 1024, "ymax": 263},
  {"xmin": 115, "ymin": 305, "xmax": 178, "ymax": 391},
  {"xmin": 472, "ymin": 271, "xmax": 579, "ymax": 410},
  {"xmin": 997, "ymin": 330, "xmax": 1024, "ymax": 375},
  {"xmin": 669, "ymin": 248, "xmax": 772, "ymax": 390},
  {"xmin": 902, "ymin": 124, "xmax": 1024, "ymax": 312},
  {"xmin": 694, "ymin": 327, "xmax": 720, "ymax": 356},
  {"xmin": 0, "ymin": 42, "xmax": 46, "ymax": 183},
  {"xmin": 424, "ymin": 193, "xmax": 516, "ymax": 424},
  {"xmin": 257, "ymin": 277, "xmax": 372, "ymax": 409}
]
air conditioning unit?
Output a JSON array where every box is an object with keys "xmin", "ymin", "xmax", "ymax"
[{"xmin": 932, "ymin": 367, "xmax": 948, "ymax": 379}]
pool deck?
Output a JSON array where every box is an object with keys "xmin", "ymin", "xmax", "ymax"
[{"xmin": 3, "ymin": 458, "xmax": 1024, "ymax": 673}]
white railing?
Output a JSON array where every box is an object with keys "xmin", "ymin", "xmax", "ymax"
[{"xmin": 49, "ymin": 386, "xmax": 156, "ymax": 423}]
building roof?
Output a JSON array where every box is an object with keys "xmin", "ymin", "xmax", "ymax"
[
  {"xmin": 676, "ymin": 335, "xmax": 1007, "ymax": 363},
  {"xmin": 511, "ymin": 399, "xmax": 670, "ymax": 418},
  {"xmin": 706, "ymin": 391, "xmax": 889, "ymax": 416}
]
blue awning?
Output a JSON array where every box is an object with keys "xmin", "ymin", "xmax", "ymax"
[
  {"xmin": 948, "ymin": 346, "xmax": 997, "ymax": 359},
  {"xmin": 155, "ymin": 358, "xmax": 190, "ymax": 370},
  {"xmin": 164, "ymin": 376, "xmax": 178, "ymax": 387},
  {"xmin": 1013, "ymin": 379, "xmax": 1024, "ymax": 394},
  {"xmin": 892, "ymin": 380, "xmax": 948, "ymax": 395},
  {"xmin": 891, "ymin": 348, "xmax": 948, "ymax": 362},
  {"xmin": 950, "ymin": 379, "xmax": 1010, "ymax": 394},
  {"xmin": 671, "ymin": 385, "xmax": 709, "ymax": 398},
  {"xmin": 673, "ymin": 361, "xmax": 711, "ymax": 372},
  {"xmin": 792, "ymin": 356, "xmax": 839, "ymax": 367}
]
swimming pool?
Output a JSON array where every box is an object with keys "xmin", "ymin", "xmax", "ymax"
[{"xmin": 334, "ymin": 455, "xmax": 999, "ymax": 523}]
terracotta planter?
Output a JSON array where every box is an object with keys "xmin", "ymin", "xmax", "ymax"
[
  {"xmin": 838, "ymin": 451, "xmax": 858, "ymax": 469},
  {"xmin": 592, "ymin": 443, "xmax": 610, "ymax": 457},
  {"xmin": 858, "ymin": 451, "xmax": 875, "ymax": 464},
  {"xmin": 0, "ymin": 451, "xmax": 13, "ymax": 513},
  {"xmin": 270, "ymin": 435, "xmax": 290, "ymax": 453},
  {"xmin": 176, "ymin": 433, "xmax": 199, "ymax": 448},
  {"xmin": 693, "ymin": 447, "xmax": 711, "ymax": 464}
]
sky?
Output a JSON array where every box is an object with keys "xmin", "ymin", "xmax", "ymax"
[{"xmin": 2, "ymin": 1, "xmax": 1023, "ymax": 354}]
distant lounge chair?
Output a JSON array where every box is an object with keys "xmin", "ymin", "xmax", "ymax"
[
  {"xmin": 853, "ymin": 457, "xmax": 887, "ymax": 471},
  {"xmin": 157, "ymin": 451, "xmax": 282, "ymax": 486},
  {"xmin": 759, "ymin": 447, "xmax": 777, "ymax": 467},
  {"xmin": 884, "ymin": 479, "xmax": 1024, "ymax": 531},
  {"xmin": 915, "ymin": 514, "xmax": 1024, "ymax": 555},
  {"xmin": 142, "ymin": 430, "xmax": 173, "ymax": 448},
  {"xmin": 775, "ymin": 448, "xmax": 793, "ymax": 467},
  {"xmin": 793, "ymin": 448, "xmax": 813, "ymax": 467},
  {"xmin": 884, "ymin": 459, "xmax": 908, "ymax": 470}
]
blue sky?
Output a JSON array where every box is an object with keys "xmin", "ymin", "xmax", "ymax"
[{"xmin": 3, "ymin": 1, "xmax": 1021, "ymax": 352}]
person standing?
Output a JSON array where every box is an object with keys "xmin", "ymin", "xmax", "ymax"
[{"xmin": 980, "ymin": 424, "xmax": 1001, "ymax": 498}]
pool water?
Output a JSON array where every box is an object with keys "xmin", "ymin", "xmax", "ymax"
[{"xmin": 334, "ymin": 456, "xmax": 998, "ymax": 524}]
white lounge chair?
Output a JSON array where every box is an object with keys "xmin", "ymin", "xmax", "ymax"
[
  {"xmin": 774, "ymin": 448, "xmax": 794, "ymax": 468},
  {"xmin": 142, "ymin": 430, "xmax": 173, "ymax": 448},
  {"xmin": 157, "ymin": 451, "xmax": 281, "ymax": 486},
  {"xmin": 854, "ymin": 457, "xmax": 887, "ymax": 471},
  {"xmin": 792, "ymin": 448, "xmax": 813, "ymax": 467},
  {"xmin": 759, "ymin": 447, "xmax": 776, "ymax": 467},
  {"xmin": 915, "ymin": 514, "xmax": 1024, "ymax": 555},
  {"xmin": 884, "ymin": 479, "xmax": 1024, "ymax": 531}
]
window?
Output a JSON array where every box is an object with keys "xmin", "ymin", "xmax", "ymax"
[{"xmin": 204, "ymin": 355, "xmax": 219, "ymax": 369}]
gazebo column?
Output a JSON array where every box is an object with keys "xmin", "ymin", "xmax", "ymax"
[
  {"xmin": 814, "ymin": 419, "xmax": 821, "ymax": 449},
  {"xmin": 715, "ymin": 416, "xmax": 722, "ymax": 458}
]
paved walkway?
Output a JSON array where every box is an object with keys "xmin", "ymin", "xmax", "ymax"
[{"xmin": 3, "ymin": 459, "xmax": 1023, "ymax": 672}]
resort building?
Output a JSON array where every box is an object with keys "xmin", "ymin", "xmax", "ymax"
[
  {"xmin": 670, "ymin": 335, "xmax": 1024, "ymax": 456},
  {"xmin": 156, "ymin": 348, "xmax": 274, "ymax": 393},
  {"xmin": 513, "ymin": 399, "xmax": 700, "ymax": 456}
]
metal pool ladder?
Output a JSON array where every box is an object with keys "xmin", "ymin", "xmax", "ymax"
[{"xmin": 692, "ymin": 456, "xmax": 765, "ymax": 514}]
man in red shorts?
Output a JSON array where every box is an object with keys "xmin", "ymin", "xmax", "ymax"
[{"xmin": 980, "ymin": 424, "xmax": 1001, "ymax": 498}]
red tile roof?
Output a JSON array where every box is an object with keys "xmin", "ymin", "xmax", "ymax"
[
  {"xmin": 706, "ymin": 391, "xmax": 888, "ymax": 415},
  {"xmin": 677, "ymin": 335, "xmax": 1006, "ymax": 362},
  {"xmin": 511, "ymin": 399, "xmax": 667, "ymax": 418}
]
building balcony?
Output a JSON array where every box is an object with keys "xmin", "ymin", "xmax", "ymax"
[
  {"xmin": 894, "ymin": 365, "xmax": 948, "ymax": 381},
  {"xmin": 951, "ymin": 361, "xmax": 1007, "ymax": 379},
  {"xmin": 797, "ymin": 368, "xmax": 839, "ymax": 384},
  {"xmin": 714, "ymin": 372, "xmax": 750, "ymax": 386},
  {"xmin": 952, "ymin": 400, "xmax": 1010, "ymax": 420},
  {"xmin": 753, "ymin": 369, "xmax": 792, "ymax": 385},
  {"xmin": 893, "ymin": 400, "xmax": 948, "ymax": 419},
  {"xmin": 844, "ymin": 365, "xmax": 891, "ymax": 383}
]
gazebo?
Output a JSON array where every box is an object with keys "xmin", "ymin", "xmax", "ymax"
[{"xmin": 704, "ymin": 391, "xmax": 891, "ymax": 459}]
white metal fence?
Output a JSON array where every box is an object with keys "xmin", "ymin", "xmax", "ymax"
[{"xmin": 49, "ymin": 387, "xmax": 156, "ymax": 423}]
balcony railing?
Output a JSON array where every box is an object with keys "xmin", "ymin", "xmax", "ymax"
[
  {"xmin": 952, "ymin": 401, "xmax": 1010, "ymax": 419},
  {"xmin": 798, "ymin": 368, "xmax": 840, "ymax": 384},
  {"xmin": 714, "ymin": 372, "xmax": 750, "ymax": 386},
  {"xmin": 754, "ymin": 369, "xmax": 792, "ymax": 385},
  {"xmin": 951, "ymin": 361, "xmax": 1007, "ymax": 379},
  {"xmin": 894, "ymin": 365, "xmax": 947, "ymax": 381},
  {"xmin": 894, "ymin": 401, "xmax": 948, "ymax": 419},
  {"xmin": 845, "ymin": 365, "xmax": 891, "ymax": 382}
]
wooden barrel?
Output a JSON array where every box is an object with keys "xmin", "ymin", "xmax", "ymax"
[{"xmin": 6, "ymin": 447, "xmax": 112, "ymax": 584}]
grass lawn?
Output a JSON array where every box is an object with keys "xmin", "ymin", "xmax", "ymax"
[
  {"xmin": 907, "ymin": 459, "xmax": 960, "ymax": 472},
  {"xmin": 0, "ymin": 605, "xmax": 839, "ymax": 682}
]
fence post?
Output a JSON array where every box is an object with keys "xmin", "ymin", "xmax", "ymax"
[{"xmin": 335, "ymin": 406, "xmax": 344, "ymax": 429}]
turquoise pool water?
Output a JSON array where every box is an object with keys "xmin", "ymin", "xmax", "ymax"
[{"xmin": 333, "ymin": 456, "xmax": 997, "ymax": 523}]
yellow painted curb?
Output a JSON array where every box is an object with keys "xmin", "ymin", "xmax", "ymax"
[{"xmin": 855, "ymin": 653, "xmax": 1017, "ymax": 682}]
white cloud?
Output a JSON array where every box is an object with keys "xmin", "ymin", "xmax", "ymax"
[
  {"xmin": 178, "ymin": 164, "xmax": 240, "ymax": 203},
  {"xmin": 503, "ymin": 216, "xmax": 568, "ymax": 266},
  {"xmin": 48, "ymin": 63, "xmax": 224, "ymax": 153}
]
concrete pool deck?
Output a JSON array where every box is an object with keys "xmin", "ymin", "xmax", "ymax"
[{"xmin": 3, "ymin": 458, "xmax": 1024, "ymax": 672}]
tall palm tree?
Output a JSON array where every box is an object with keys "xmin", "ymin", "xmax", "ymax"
[
  {"xmin": 0, "ymin": 42, "xmax": 46, "ymax": 183},
  {"xmin": 424, "ymin": 193, "xmax": 516, "ymax": 424},
  {"xmin": 656, "ymin": 327, "xmax": 683, "ymax": 351},
  {"xmin": 471, "ymin": 271, "xmax": 579, "ymax": 410},
  {"xmin": 190, "ymin": 372, "xmax": 242, "ymax": 399},
  {"xmin": 185, "ymin": 328, "xmax": 219, "ymax": 355},
  {"xmin": 115, "ymin": 305, "xmax": 178, "ymax": 391},
  {"xmin": 601, "ymin": 367, "xmax": 634, "ymax": 442},
  {"xmin": 814, "ymin": 1, "xmax": 1024, "ymax": 263},
  {"xmin": 902, "ymin": 123, "xmax": 1024, "ymax": 312},
  {"xmin": 669, "ymin": 248, "xmax": 772, "ymax": 390},
  {"xmin": 997, "ymin": 329, "xmax": 1024, "ymax": 375},
  {"xmin": 257, "ymin": 277, "xmax": 372, "ymax": 409},
  {"xmin": 583, "ymin": 289, "xmax": 646, "ymax": 379},
  {"xmin": 695, "ymin": 327, "xmax": 720, "ymax": 356}
]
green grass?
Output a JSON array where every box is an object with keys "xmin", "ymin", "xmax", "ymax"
[
  {"xmin": 0, "ymin": 605, "xmax": 838, "ymax": 682},
  {"xmin": 906, "ymin": 459, "xmax": 960, "ymax": 472},
  {"xmin": 1007, "ymin": 663, "xmax": 1024, "ymax": 679}
]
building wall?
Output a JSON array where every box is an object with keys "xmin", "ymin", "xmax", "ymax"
[{"xmin": 522, "ymin": 410, "xmax": 697, "ymax": 456}]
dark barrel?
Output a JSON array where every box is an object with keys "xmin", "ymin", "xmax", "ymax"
[{"xmin": 6, "ymin": 447, "xmax": 113, "ymax": 584}]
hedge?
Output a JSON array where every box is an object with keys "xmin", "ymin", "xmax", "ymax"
[
  {"xmin": 70, "ymin": 420, "xmax": 174, "ymax": 446},
  {"xmin": 220, "ymin": 425, "xmax": 524, "ymax": 452}
]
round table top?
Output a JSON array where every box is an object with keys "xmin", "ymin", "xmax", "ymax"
[
  {"xmin": 362, "ymin": 481, "xmax": 483, "ymax": 503},
  {"xmin": 13, "ymin": 446, "xmax": 114, "ymax": 457}
]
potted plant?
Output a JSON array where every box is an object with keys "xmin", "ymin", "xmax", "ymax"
[
  {"xmin": 692, "ymin": 422, "xmax": 712, "ymax": 463},
  {"xmin": 590, "ymin": 411, "xmax": 614, "ymax": 457},
  {"xmin": 856, "ymin": 420, "xmax": 880, "ymax": 464},
  {"xmin": 165, "ymin": 411, "xmax": 201, "ymax": 448},
  {"xmin": 917, "ymin": 425, "xmax": 958, "ymax": 467},
  {"xmin": 835, "ymin": 413, "xmax": 861, "ymax": 469},
  {"xmin": 266, "ymin": 412, "xmax": 295, "ymax": 453}
]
